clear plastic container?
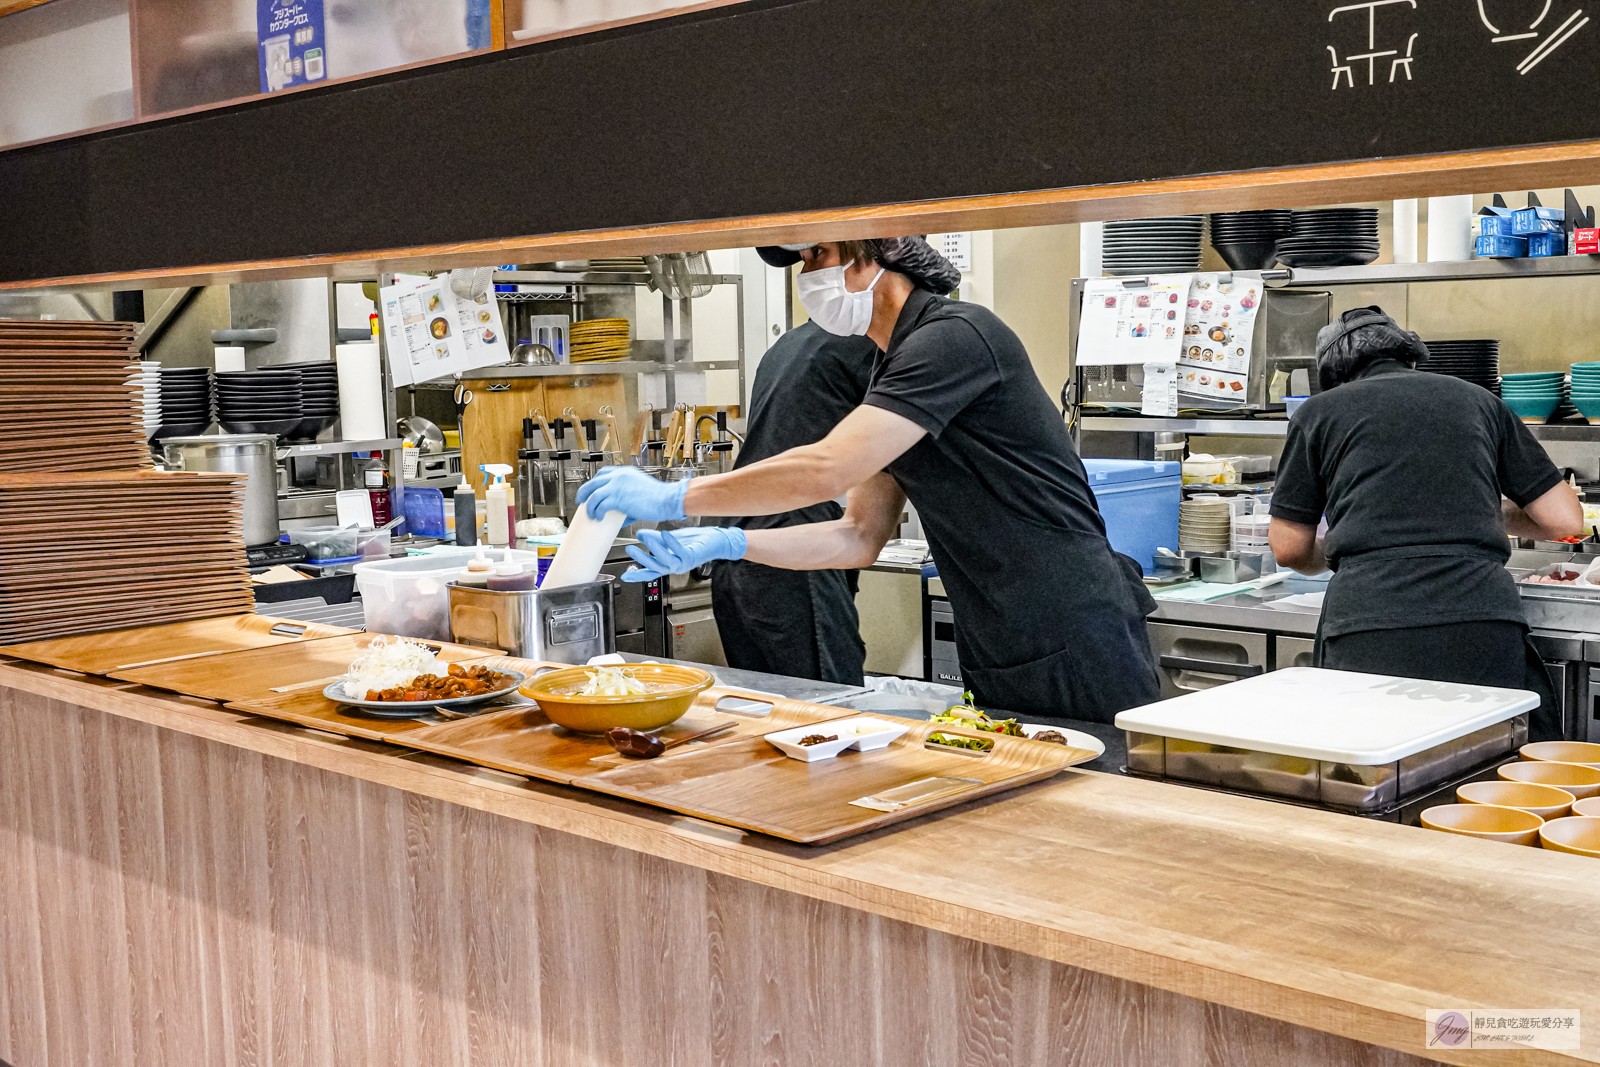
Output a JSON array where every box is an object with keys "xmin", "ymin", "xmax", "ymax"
[
  {"xmin": 354, "ymin": 547, "xmax": 540, "ymax": 639},
  {"xmin": 289, "ymin": 525, "xmax": 361, "ymax": 560}
]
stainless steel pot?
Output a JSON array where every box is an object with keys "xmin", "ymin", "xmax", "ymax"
[{"xmin": 162, "ymin": 434, "xmax": 281, "ymax": 546}]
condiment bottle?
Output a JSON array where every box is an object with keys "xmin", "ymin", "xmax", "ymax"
[
  {"xmin": 456, "ymin": 545, "xmax": 494, "ymax": 587},
  {"xmin": 487, "ymin": 560, "xmax": 536, "ymax": 591},
  {"xmin": 535, "ymin": 545, "xmax": 557, "ymax": 587},
  {"xmin": 481, "ymin": 463, "xmax": 513, "ymax": 546},
  {"xmin": 453, "ymin": 476, "xmax": 477, "ymax": 547}
]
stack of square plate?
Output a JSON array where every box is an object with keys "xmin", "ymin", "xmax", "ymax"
[
  {"xmin": 1179, "ymin": 497, "xmax": 1233, "ymax": 554},
  {"xmin": 1274, "ymin": 208, "xmax": 1381, "ymax": 267},
  {"xmin": 155, "ymin": 367, "xmax": 214, "ymax": 439},
  {"xmin": 0, "ymin": 470, "xmax": 254, "ymax": 643},
  {"xmin": 217, "ymin": 369, "xmax": 303, "ymax": 436},
  {"xmin": 1418, "ymin": 339, "xmax": 1500, "ymax": 394},
  {"xmin": 1102, "ymin": 216, "xmax": 1204, "ymax": 276},
  {"xmin": 0, "ymin": 318, "xmax": 150, "ymax": 471},
  {"xmin": 275, "ymin": 360, "xmax": 340, "ymax": 441}
]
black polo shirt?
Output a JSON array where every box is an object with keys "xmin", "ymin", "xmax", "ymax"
[
  {"xmin": 1271, "ymin": 359, "xmax": 1562, "ymax": 637},
  {"xmin": 730, "ymin": 321, "xmax": 877, "ymax": 531},
  {"xmin": 861, "ymin": 289, "xmax": 1154, "ymax": 684}
]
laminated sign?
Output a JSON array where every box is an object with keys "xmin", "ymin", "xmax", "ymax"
[
  {"xmin": 258, "ymin": 0, "xmax": 327, "ymax": 93},
  {"xmin": 379, "ymin": 272, "xmax": 512, "ymax": 387}
]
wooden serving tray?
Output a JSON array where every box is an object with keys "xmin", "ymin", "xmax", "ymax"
[
  {"xmin": 573, "ymin": 720, "xmax": 1094, "ymax": 845},
  {"xmin": 0, "ymin": 613, "xmax": 354, "ymax": 674},
  {"xmin": 394, "ymin": 662, "xmax": 849, "ymax": 785},
  {"xmin": 111, "ymin": 633, "xmax": 495, "ymax": 704}
]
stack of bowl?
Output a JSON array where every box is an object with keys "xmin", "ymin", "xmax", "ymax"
[
  {"xmin": 1499, "ymin": 371, "xmax": 1564, "ymax": 424},
  {"xmin": 1273, "ymin": 208, "xmax": 1381, "ymax": 267},
  {"xmin": 1570, "ymin": 361, "xmax": 1600, "ymax": 423},
  {"xmin": 154, "ymin": 367, "xmax": 213, "ymax": 439},
  {"xmin": 1178, "ymin": 497, "xmax": 1232, "ymax": 554},
  {"xmin": 1101, "ymin": 216, "xmax": 1204, "ymax": 276},
  {"xmin": 134, "ymin": 360, "xmax": 162, "ymax": 440},
  {"xmin": 216, "ymin": 369, "xmax": 303, "ymax": 436},
  {"xmin": 276, "ymin": 360, "xmax": 340, "ymax": 441},
  {"xmin": 1208, "ymin": 210, "xmax": 1292, "ymax": 271},
  {"xmin": 1419, "ymin": 339, "xmax": 1500, "ymax": 394}
]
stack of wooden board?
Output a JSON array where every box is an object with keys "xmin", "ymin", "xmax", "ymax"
[
  {"xmin": 0, "ymin": 319, "xmax": 149, "ymax": 472},
  {"xmin": 0, "ymin": 471, "xmax": 255, "ymax": 643}
]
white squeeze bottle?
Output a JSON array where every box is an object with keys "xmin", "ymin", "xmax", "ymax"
[
  {"xmin": 541, "ymin": 500, "xmax": 627, "ymax": 590},
  {"xmin": 456, "ymin": 545, "xmax": 494, "ymax": 587},
  {"xmin": 482, "ymin": 464, "xmax": 513, "ymax": 546}
]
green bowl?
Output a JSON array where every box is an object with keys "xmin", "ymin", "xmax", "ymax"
[{"xmin": 1503, "ymin": 396, "xmax": 1562, "ymax": 421}]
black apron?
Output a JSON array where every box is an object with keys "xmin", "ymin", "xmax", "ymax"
[
  {"xmin": 711, "ymin": 559, "xmax": 866, "ymax": 686},
  {"xmin": 1312, "ymin": 543, "xmax": 1558, "ymax": 739},
  {"xmin": 951, "ymin": 528, "xmax": 1162, "ymax": 723}
]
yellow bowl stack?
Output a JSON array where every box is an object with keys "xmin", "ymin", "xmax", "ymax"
[{"xmin": 568, "ymin": 318, "xmax": 633, "ymax": 364}]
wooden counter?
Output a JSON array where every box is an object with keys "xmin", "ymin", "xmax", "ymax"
[{"xmin": 2, "ymin": 656, "xmax": 1596, "ymax": 1067}]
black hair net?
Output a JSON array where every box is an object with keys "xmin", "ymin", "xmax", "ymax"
[
  {"xmin": 1315, "ymin": 306, "xmax": 1430, "ymax": 392},
  {"xmin": 867, "ymin": 236, "xmax": 964, "ymax": 294}
]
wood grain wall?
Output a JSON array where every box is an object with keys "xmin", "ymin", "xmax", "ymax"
[{"xmin": 0, "ymin": 687, "xmax": 1440, "ymax": 1067}]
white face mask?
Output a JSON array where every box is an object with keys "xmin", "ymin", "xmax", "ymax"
[{"xmin": 798, "ymin": 264, "xmax": 885, "ymax": 336}]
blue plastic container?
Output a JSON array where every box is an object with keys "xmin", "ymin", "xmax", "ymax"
[
  {"xmin": 402, "ymin": 487, "xmax": 450, "ymax": 539},
  {"xmin": 1082, "ymin": 459, "xmax": 1182, "ymax": 574}
]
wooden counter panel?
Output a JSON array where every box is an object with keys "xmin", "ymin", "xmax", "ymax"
[
  {"xmin": 0, "ymin": 685, "xmax": 1431, "ymax": 1067},
  {"xmin": 2, "ymin": 665, "xmax": 1595, "ymax": 1063}
]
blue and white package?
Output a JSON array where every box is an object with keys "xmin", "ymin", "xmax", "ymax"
[
  {"xmin": 258, "ymin": 0, "xmax": 326, "ymax": 93},
  {"xmin": 1527, "ymin": 231, "xmax": 1565, "ymax": 257},
  {"xmin": 1476, "ymin": 233, "xmax": 1528, "ymax": 259},
  {"xmin": 1511, "ymin": 206, "xmax": 1564, "ymax": 236}
]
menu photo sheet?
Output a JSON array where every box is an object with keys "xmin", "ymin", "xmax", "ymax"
[
  {"xmin": 379, "ymin": 272, "xmax": 511, "ymax": 387},
  {"xmin": 1176, "ymin": 274, "xmax": 1264, "ymax": 403},
  {"xmin": 1075, "ymin": 276, "xmax": 1193, "ymax": 367}
]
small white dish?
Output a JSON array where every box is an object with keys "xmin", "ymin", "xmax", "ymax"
[
  {"xmin": 765, "ymin": 717, "xmax": 910, "ymax": 761},
  {"xmin": 1019, "ymin": 724, "xmax": 1107, "ymax": 759}
]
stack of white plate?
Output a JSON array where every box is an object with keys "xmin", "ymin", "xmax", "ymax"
[
  {"xmin": 1102, "ymin": 216, "xmax": 1205, "ymax": 276},
  {"xmin": 134, "ymin": 360, "xmax": 161, "ymax": 439},
  {"xmin": 1179, "ymin": 497, "xmax": 1233, "ymax": 553}
]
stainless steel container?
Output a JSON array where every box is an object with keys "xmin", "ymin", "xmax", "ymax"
[
  {"xmin": 448, "ymin": 577, "xmax": 616, "ymax": 664},
  {"xmin": 162, "ymin": 434, "xmax": 281, "ymax": 546}
]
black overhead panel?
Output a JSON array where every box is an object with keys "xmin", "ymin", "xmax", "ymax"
[{"xmin": 3, "ymin": 0, "xmax": 1599, "ymax": 283}]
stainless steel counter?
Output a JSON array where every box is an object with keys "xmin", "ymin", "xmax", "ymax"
[
  {"xmin": 1149, "ymin": 584, "xmax": 1320, "ymax": 636},
  {"xmin": 618, "ymin": 653, "xmax": 870, "ymax": 706}
]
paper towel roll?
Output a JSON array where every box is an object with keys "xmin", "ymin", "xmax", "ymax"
[
  {"xmin": 1427, "ymin": 195, "xmax": 1475, "ymax": 262},
  {"xmin": 214, "ymin": 346, "xmax": 246, "ymax": 373},
  {"xmin": 1080, "ymin": 221, "xmax": 1104, "ymax": 278},
  {"xmin": 1393, "ymin": 199, "xmax": 1418, "ymax": 264},
  {"xmin": 336, "ymin": 343, "xmax": 386, "ymax": 441}
]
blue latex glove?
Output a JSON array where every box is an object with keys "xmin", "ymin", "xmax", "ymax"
[
  {"xmin": 576, "ymin": 465, "xmax": 690, "ymax": 524},
  {"xmin": 623, "ymin": 527, "xmax": 747, "ymax": 583}
]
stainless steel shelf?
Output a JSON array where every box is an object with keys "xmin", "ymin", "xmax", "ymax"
[
  {"xmin": 492, "ymin": 271, "xmax": 742, "ymax": 288},
  {"xmin": 456, "ymin": 360, "xmax": 738, "ymax": 380},
  {"xmin": 1527, "ymin": 424, "xmax": 1600, "ymax": 442},
  {"xmin": 1080, "ymin": 416, "xmax": 1290, "ymax": 436},
  {"xmin": 278, "ymin": 437, "xmax": 403, "ymax": 455},
  {"xmin": 1269, "ymin": 256, "xmax": 1600, "ymax": 288}
]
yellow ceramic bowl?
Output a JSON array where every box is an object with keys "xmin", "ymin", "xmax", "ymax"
[
  {"xmin": 1538, "ymin": 815, "xmax": 1600, "ymax": 857},
  {"xmin": 1456, "ymin": 780, "xmax": 1575, "ymax": 821},
  {"xmin": 519, "ymin": 663, "xmax": 713, "ymax": 734},
  {"xmin": 1420, "ymin": 803, "xmax": 1542, "ymax": 846},
  {"xmin": 1520, "ymin": 740, "xmax": 1600, "ymax": 768},
  {"xmin": 1572, "ymin": 796, "xmax": 1600, "ymax": 818},
  {"xmin": 1499, "ymin": 760, "xmax": 1600, "ymax": 800}
]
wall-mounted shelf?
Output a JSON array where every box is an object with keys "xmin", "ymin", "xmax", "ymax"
[
  {"xmin": 1267, "ymin": 256, "xmax": 1600, "ymax": 288},
  {"xmin": 454, "ymin": 360, "xmax": 739, "ymax": 381},
  {"xmin": 278, "ymin": 437, "xmax": 404, "ymax": 456},
  {"xmin": 492, "ymin": 271, "xmax": 743, "ymax": 289},
  {"xmin": 1080, "ymin": 416, "xmax": 1290, "ymax": 437}
]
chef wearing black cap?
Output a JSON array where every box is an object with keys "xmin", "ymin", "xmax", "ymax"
[
  {"xmin": 1270, "ymin": 307, "xmax": 1582, "ymax": 739},
  {"xmin": 579, "ymin": 237, "xmax": 1161, "ymax": 723}
]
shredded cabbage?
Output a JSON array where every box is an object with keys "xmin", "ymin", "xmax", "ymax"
[
  {"xmin": 577, "ymin": 665, "xmax": 650, "ymax": 697},
  {"xmin": 344, "ymin": 635, "xmax": 443, "ymax": 697}
]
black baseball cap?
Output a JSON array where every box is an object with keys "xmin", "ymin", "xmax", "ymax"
[
  {"xmin": 755, "ymin": 244, "xmax": 814, "ymax": 268},
  {"xmin": 754, "ymin": 237, "xmax": 962, "ymax": 294}
]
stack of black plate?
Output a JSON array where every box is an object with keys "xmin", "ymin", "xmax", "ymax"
[
  {"xmin": 1418, "ymin": 339, "xmax": 1500, "ymax": 395},
  {"xmin": 1102, "ymin": 216, "xmax": 1204, "ymax": 276},
  {"xmin": 1275, "ymin": 208, "xmax": 1381, "ymax": 267},
  {"xmin": 153, "ymin": 367, "xmax": 212, "ymax": 440},
  {"xmin": 1209, "ymin": 210, "xmax": 1293, "ymax": 271},
  {"xmin": 276, "ymin": 360, "xmax": 340, "ymax": 442},
  {"xmin": 216, "ymin": 369, "xmax": 303, "ymax": 436}
]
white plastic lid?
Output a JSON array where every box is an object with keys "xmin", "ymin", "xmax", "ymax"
[{"xmin": 494, "ymin": 560, "xmax": 524, "ymax": 577}]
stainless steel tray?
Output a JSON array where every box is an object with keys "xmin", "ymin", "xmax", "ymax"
[{"xmin": 1125, "ymin": 714, "xmax": 1529, "ymax": 814}]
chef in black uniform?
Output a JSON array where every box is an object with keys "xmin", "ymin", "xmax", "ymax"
[
  {"xmin": 1269, "ymin": 307, "xmax": 1582, "ymax": 739},
  {"xmin": 712, "ymin": 319, "xmax": 877, "ymax": 685},
  {"xmin": 578, "ymin": 237, "xmax": 1161, "ymax": 723}
]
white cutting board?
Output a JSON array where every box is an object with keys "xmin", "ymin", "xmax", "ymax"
[{"xmin": 1115, "ymin": 667, "xmax": 1537, "ymax": 765}]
